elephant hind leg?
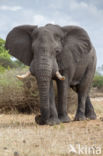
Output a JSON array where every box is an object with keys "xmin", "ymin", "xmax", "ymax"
[
  {"xmin": 74, "ymin": 68, "xmax": 95, "ymax": 121},
  {"xmin": 85, "ymin": 96, "xmax": 96, "ymax": 120},
  {"xmin": 72, "ymin": 85, "xmax": 96, "ymax": 121}
]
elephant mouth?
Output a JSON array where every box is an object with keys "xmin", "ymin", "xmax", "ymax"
[{"xmin": 16, "ymin": 71, "xmax": 65, "ymax": 81}]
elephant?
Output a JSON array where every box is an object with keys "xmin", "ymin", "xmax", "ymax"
[{"xmin": 5, "ymin": 24, "xmax": 97, "ymax": 125}]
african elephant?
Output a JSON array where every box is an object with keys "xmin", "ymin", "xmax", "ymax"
[{"xmin": 5, "ymin": 24, "xmax": 97, "ymax": 125}]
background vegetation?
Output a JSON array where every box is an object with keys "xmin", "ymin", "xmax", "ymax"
[{"xmin": 0, "ymin": 38, "xmax": 25, "ymax": 72}]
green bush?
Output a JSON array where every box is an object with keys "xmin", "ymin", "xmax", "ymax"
[
  {"xmin": 0, "ymin": 38, "xmax": 13, "ymax": 69},
  {"xmin": 93, "ymin": 75, "xmax": 103, "ymax": 88},
  {"xmin": 0, "ymin": 38, "xmax": 10, "ymax": 59},
  {"xmin": 0, "ymin": 65, "xmax": 6, "ymax": 73},
  {"xmin": 0, "ymin": 57, "xmax": 18, "ymax": 68},
  {"xmin": 0, "ymin": 67, "xmax": 27, "ymax": 87},
  {"xmin": 0, "ymin": 38, "xmax": 25, "ymax": 69}
]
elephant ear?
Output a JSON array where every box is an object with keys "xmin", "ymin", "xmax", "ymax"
[
  {"xmin": 5, "ymin": 25, "xmax": 37, "ymax": 66},
  {"xmin": 57, "ymin": 26, "xmax": 92, "ymax": 70}
]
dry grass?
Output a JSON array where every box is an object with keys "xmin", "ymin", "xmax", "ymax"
[
  {"xmin": 92, "ymin": 98, "xmax": 103, "ymax": 116},
  {"xmin": 0, "ymin": 69, "xmax": 103, "ymax": 155},
  {"xmin": 0, "ymin": 98, "xmax": 103, "ymax": 156},
  {"xmin": 0, "ymin": 68, "xmax": 40, "ymax": 113},
  {"xmin": 0, "ymin": 68, "xmax": 77, "ymax": 114}
]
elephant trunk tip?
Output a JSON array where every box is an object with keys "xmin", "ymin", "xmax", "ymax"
[
  {"xmin": 16, "ymin": 71, "xmax": 31, "ymax": 80},
  {"xmin": 56, "ymin": 71, "xmax": 65, "ymax": 81}
]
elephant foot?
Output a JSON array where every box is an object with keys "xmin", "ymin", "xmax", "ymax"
[
  {"xmin": 74, "ymin": 113, "xmax": 86, "ymax": 121},
  {"xmin": 85, "ymin": 112, "xmax": 97, "ymax": 120},
  {"xmin": 35, "ymin": 115, "xmax": 61, "ymax": 125},
  {"xmin": 35, "ymin": 115, "xmax": 45, "ymax": 125},
  {"xmin": 46, "ymin": 118, "xmax": 61, "ymax": 126},
  {"xmin": 59, "ymin": 115, "xmax": 71, "ymax": 123}
]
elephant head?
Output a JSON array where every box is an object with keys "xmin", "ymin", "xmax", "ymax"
[{"xmin": 6, "ymin": 24, "xmax": 65, "ymax": 78}]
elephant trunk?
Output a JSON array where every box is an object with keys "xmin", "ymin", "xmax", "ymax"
[{"xmin": 36, "ymin": 69, "xmax": 52, "ymax": 121}]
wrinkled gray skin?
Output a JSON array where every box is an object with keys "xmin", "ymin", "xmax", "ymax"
[{"xmin": 5, "ymin": 24, "xmax": 97, "ymax": 125}]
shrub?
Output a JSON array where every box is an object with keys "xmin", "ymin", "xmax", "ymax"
[
  {"xmin": 0, "ymin": 57, "xmax": 17, "ymax": 68},
  {"xmin": 93, "ymin": 75, "xmax": 103, "ymax": 89},
  {"xmin": 0, "ymin": 38, "xmax": 10, "ymax": 59},
  {"xmin": 0, "ymin": 67, "xmax": 77, "ymax": 113},
  {"xmin": 0, "ymin": 38, "xmax": 26, "ymax": 69},
  {"xmin": 0, "ymin": 65, "xmax": 6, "ymax": 73}
]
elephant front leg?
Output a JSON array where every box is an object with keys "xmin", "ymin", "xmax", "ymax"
[
  {"xmin": 56, "ymin": 77, "xmax": 71, "ymax": 123},
  {"xmin": 35, "ymin": 79, "xmax": 50, "ymax": 125},
  {"xmin": 47, "ymin": 80, "xmax": 61, "ymax": 125}
]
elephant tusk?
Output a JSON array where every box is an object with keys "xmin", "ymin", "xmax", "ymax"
[
  {"xmin": 56, "ymin": 71, "xmax": 65, "ymax": 81},
  {"xmin": 16, "ymin": 71, "xmax": 31, "ymax": 80}
]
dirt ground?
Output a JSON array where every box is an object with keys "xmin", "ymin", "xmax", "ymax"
[{"xmin": 0, "ymin": 98, "xmax": 103, "ymax": 156}]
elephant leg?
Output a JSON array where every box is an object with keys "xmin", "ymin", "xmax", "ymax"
[
  {"xmin": 56, "ymin": 77, "xmax": 71, "ymax": 123},
  {"xmin": 72, "ymin": 86, "xmax": 96, "ymax": 120},
  {"xmin": 75, "ymin": 92, "xmax": 87, "ymax": 121},
  {"xmin": 46, "ymin": 80, "xmax": 60, "ymax": 125},
  {"xmin": 72, "ymin": 85, "xmax": 86, "ymax": 121},
  {"xmin": 85, "ymin": 96, "xmax": 96, "ymax": 120},
  {"xmin": 75, "ymin": 68, "xmax": 95, "ymax": 121}
]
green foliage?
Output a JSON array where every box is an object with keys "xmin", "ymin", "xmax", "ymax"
[
  {"xmin": 14, "ymin": 59, "xmax": 26, "ymax": 68},
  {"xmin": 0, "ymin": 38, "xmax": 25, "ymax": 69},
  {"xmin": 93, "ymin": 75, "xmax": 103, "ymax": 89},
  {"xmin": 0, "ymin": 38, "xmax": 13, "ymax": 69},
  {"xmin": 0, "ymin": 38, "xmax": 10, "ymax": 59},
  {"xmin": 0, "ymin": 57, "xmax": 17, "ymax": 68},
  {"xmin": 0, "ymin": 65, "xmax": 6, "ymax": 73},
  {"xmin": 0, "ymin": 68, "xmax": 24, "ymax": 88}
]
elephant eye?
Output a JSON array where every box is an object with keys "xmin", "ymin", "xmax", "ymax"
[{"xmin": 54, "ymin": 35, "xmax": 60, "ymax": 41}]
